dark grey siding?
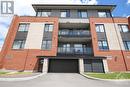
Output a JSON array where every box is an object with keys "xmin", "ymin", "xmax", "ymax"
[
  {"xmin": 97, "ymin": 33, "xmax": 107, "ymax": 40},
  {"xmin": 120, "ymin": 32, "xmax": 130, "ymax": 41},
  {"xmin": 43, "ymin": 32, "xmax": 53, "ymax": 40},
  {"xmin": 15, "ymin": 32, "xmax": 28, "ymax": 40},
  {"xmin": 87, "ymin": 10, "xmax": 98, "ymax": 18},
  {"xmin": 51, "ymin": 10, "xmax": 60, "ymax": 17},
  {"xmin": 70, "ymin": 10, "xmax": 78, "ymax": 18}
]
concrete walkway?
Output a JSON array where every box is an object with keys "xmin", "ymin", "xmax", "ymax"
[{"xmin": 0, "ymin": 73, "xmax": 130, "ymax": 87}]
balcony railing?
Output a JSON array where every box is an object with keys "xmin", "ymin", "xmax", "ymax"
[
  {"xmin": 58, "ymin": 47, "xmax": 93, "ymax": 55},
  {"xmin": 58, "ymin": 30, "xmax": 91, "ymax": 37}
]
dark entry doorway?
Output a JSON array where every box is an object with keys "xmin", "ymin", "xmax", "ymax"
[{"xmin": 38, "ymin": 59, "xmax": 44, "ymax": 72}]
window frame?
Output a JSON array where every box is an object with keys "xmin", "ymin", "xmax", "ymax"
[
  {"xmin": 18, "ymin": 23, "xmax": 30, "ymax": 32},
  {"xmin": 44, "ymin": 24, "xmax": 54, "ymax": 32},
  {"xmin": 78, "ymin": 10, "xmax": 88, "ymax": 18},
  {"xmin": 36, "ymin": 10, "xmax": 51, "ymax": 17},
  {"xmin": 41, "ymin": 11, "xmax": 51, "ymax": 17},
  {"xmin": 118, "ymin": 24, "xmax": 129, "ymax": 33},
  {"xmin": 60, "ymin": 10, "xmax": 70, "ymax": 18},
  {"xmin": 98, "ymin": 10, "xmax": 111, "ymax": 18},
  {"xmin": 12, "ymin": 40, "xmax": 25, "ymax": 49},
  {"xmin": 96, "ymin": 24, "xmax": 105, "ymax": 33},
  {"xmin": 123, "ymin": 41, "xmax": 130, "ymax": 51},
  {"xmin": 98, "ymin": 40, "xmax": 109, "ymax": 51},
  {"xmin": 41, "ymin": 40, "xmax": 52, "ymax": 50}
]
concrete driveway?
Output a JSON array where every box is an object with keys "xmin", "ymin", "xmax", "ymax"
[{"xmin": 0, "ymin": 73, "xmax": 130, "ymax": 87}]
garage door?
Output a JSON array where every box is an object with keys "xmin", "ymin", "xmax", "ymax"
[
  {"xmin": 84, "ymin": 59, "xmax": 104, "ymax": 73},
  {"xmin": 48, "ymin": 59, "xmax": 79, "ymax": 73}
]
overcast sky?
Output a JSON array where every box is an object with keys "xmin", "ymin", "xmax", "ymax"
[{"xmin": 0, "ymin": 0, "xmax": 130, "ymax": 51}]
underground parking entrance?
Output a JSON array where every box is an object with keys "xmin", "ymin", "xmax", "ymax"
[
  {"xmin": 37, "ymin": 56, "xmax": 106, "ymax": 73},
  {"xmin": 48, "ymin": 59, "xmax": 79, "ymax": 73}
]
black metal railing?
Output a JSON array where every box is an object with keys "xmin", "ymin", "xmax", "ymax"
[
  {"xmin": 58, "ymin": 47, "xmax": 93, "ymax": 55},
  {"xmin": 58, "ymin": 30, "xmax": 91, "ymax": 37}
]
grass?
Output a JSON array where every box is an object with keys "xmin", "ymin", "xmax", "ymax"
[
  {"xmin": 0, "ymin": 71, "xmax": 32, "ymax": 76},
  {"xmin": 85, "ymin": 72, "xmax": 130, "ymax": 79},
  {"xmin": 14, "ymin": 72, "xmax": 32, "ymax": 75},
  {"xmin": 0, "ymin": 72, "xmax": 8, "ymax": 75}
]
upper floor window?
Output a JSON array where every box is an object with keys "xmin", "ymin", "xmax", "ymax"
[
  {"xmin": 60, "ymin": 10, "xmax": 70, "ymax": 17},
  {"xmin": 78, "ymin": 10, "xmax": 88, "ymax": 18},
  {"xmin": 98, "ymin": 40, "xmax": 109, "ymax": 50},
  {"xmin": 123, "ymin": 41, "xmax": 130, "ymax": 51},
  {"xmin": 12, "ymin": 40, "xmax": 25, "ymax": 49},
  {"xmin": 98, "ymin": 11, "xmax": 110, "ymax": 17},
  {"xmin": 118, "ymin": 25, "xmax": 129, "ymax": 33},
  {"xmin": 44, "ymin": 24, "xmax": 54, "ymax": 32},
  {"xmin": 41, "ymin": 40, "xmax": 52, "ymax": 50},
  {"xmin": 37, "ymin": 10, "xmax": 51, "ymax": 17},
  {"xmin": 96, "ymin": 24, "xmax": 105, "ymax": 32},
  {"xmin": 18, "ymin": 23, "xmax": 30, "ymax": 32}
]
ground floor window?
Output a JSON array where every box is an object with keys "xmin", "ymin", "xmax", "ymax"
[
  {"xmin": 84, "ymin": 59, "xmax": 104, "ymax": 73},
  {"xmin": 12, "ymin": 40, "xmax": 25, "ymax": 49}
]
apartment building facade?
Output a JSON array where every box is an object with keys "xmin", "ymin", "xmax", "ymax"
[{"xmin": 0, "ymin": 4, "xmax": 130, "ymax": 73}]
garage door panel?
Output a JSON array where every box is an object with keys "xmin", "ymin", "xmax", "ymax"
[{"xmin": 48, "ymin": 59, "xmax": 79, "ymax": 73}]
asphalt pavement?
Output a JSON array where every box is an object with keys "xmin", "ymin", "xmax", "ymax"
[{"xmin": 0, "ymin": 73, "xmax": 130, "ymax": 87}]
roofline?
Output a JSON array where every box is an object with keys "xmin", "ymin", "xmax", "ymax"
[
  {"xmin": 32, "ymin": 4, "xmax": 116, "ymax": 7},
  {"xmin": 32, "ymin": 4, "xmax": 116, "ymax": 11}
]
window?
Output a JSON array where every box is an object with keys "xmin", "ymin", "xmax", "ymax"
[
  {"xmin": 18, "ymin": 23, "xmax": 29, "ymax": 32},
  {"xmin": 118, "ymin": 25, "xmax": 129, "ymax": 32},
  {"xmin": 37, "ymin": 12, "xmax": 41, "ymax": 16},
  {"xmin": 98, "ymin": 40, "xmax": 109, "ymax": 50},
  {"xmin": 78, "ymin": 10, "xmax": 88, "ymax": 18},
  {"xmin": 37, "ymin": 10, "xmax": 51, "ymax": 17},
  {"xmin": 44, "ymin": 24, "xmax": 54, "ymax": 32},
  {"xmin": 60, "ymin": 10, "xmax": 70, "ymax": 17},
  {"xmin": 41, "ymin": 40, "xmax": 52, "ymax": 50},
  {"xmin": 96, "ymin": 24, "xmax": 105, "ymax": 32},
  {"xmin": 98, "ymin": 11, "xmax": 110, "ymax": 17},
  {"xmin": 98, "ymin": 11, "xmax": 107, "ymax": 17},
  {"xmin": 123, "ymin": 41, "xmax": 130, "ymax": 50},
  {"xmin": 12, "ymin": 40, "xmax": 25, "ymax": 49},
  {"xmin": 41, "ymin": 11, "xmax": 51, "ymax": 17}
]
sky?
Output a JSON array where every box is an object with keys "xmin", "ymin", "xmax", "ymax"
[{"xmin": 0, "ymin": 0, "xmax": 130, "ymax": 51}]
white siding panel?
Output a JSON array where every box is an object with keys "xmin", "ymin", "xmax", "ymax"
[
  {"xmin": 104, "ymin": 23, "xmax": 121, "ymax": 50},
  {"xmin": 25, "ymin": 23, "xmax": 45, "ymax": 49}
]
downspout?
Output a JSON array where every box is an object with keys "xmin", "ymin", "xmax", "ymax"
[
  {"xmin": 111, "ymin": 17, "xmax": 128, "ymax": 71},
  {"xmin": 23, "ymin": 49, "xmax": 29, "ymax": 71}
]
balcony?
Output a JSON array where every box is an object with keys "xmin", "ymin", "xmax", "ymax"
[
  {"xmin": 59, "ymin": 18, "xmax": 89, "ymax": 24},
  {"xmin": 58, "ymin": 47, "xmax": 93, "ymax": 56},
  {"xmin": 58, "ymin": 30, "xmax": 91, "ymax": 42}
]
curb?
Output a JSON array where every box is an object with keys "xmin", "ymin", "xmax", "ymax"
[
  {"xmin": 0, "ymin": 73, "xmax": 46, "ymax": 81},
  {"xmin": 80, "ymin": 73, "xmax": 130, "ymax": 82}
]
